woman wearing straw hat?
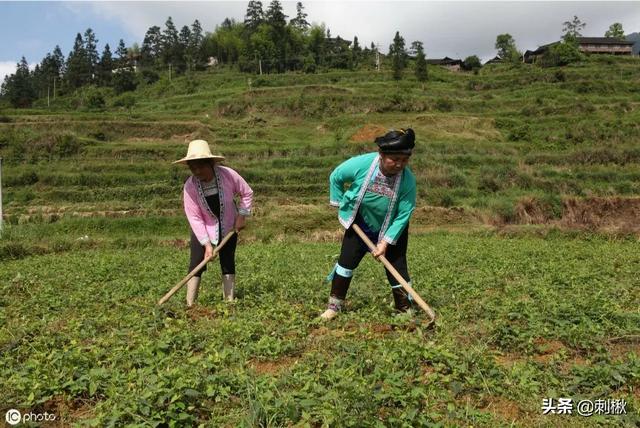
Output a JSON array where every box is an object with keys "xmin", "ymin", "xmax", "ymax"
[
  {"xmin": 321, "ymin": 128, "xmax": 417, "ymax": 320},
  {"xmin": 174, "ymin": 139, "xmax": 253, "ymax": 306}
]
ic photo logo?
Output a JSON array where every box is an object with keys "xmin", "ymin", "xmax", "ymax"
[
  {"xmin": 5, "ymin": 409, "xmax": 21, "ymax": 425},
  {"xmin": 5, "ymin": 409, "xmax": 57, "ymax": 425}
]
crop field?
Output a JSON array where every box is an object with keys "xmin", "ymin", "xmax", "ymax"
[
  {"xmin": 1, "ymin": 233, "xmax": 639, "ymax": 426},
  {"xmin": 0, "ymin": 56, "xmax": 639, "ymax": 426}
]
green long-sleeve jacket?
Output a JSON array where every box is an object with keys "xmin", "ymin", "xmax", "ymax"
[{"xmin": 329, "ymin": 152, "xmax": 416, "ymax": 245}]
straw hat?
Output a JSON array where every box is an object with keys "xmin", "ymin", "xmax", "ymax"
[{"xmin": 173, "ymin": 139, "xmax": 225, "ymax": 164}]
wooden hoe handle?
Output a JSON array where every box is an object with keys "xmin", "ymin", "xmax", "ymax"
[
  {"xmin": 352, "ymin": 224, "xmax": 436, "ymax": 322},
  {"xmin": 157, "ymin": 230, "xmax": 238, "ymax": 306}
]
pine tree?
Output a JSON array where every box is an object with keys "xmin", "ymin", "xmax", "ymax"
[
  {"xmin": 83, "ymin": 28, "xmax": 99, "ymax": 83},
  {"xmin": 34, "ymin": 51, "xmax": 63, "ymax": 98},
  {"xmin": 52, "ymin": 45, "xmax": 65, "ymax": 76},
  {"xmin": 98, "ymin": 44, "xmax": 113, "ymax": 86},
  {"xmin": 351, "ymin": 36, "xmax": 361, "ymax": 68},
  {"xmin": 244, "ymin": 1, "xmax": 264, "ymax": 34},
  {"xmin": 65, "ymin": 33, "xmax": 89, "ymax": 88},
  {"xmin": 116, "ymin": 39, "xmax": 129, "ymax": 69},
  {"xmin": 290, "ymin": 2, "xmax": 309, "ymax": 31},
  {"xmin": 266, "ymin": 0, "xmax": 288, "ymax": 71},
  {"xmin": 140, "ymin": 26, "xmax": 162, "ymax": 68},
  {"xmin": 266, "ymin": 0, "xmax": 287, "ymax": 30},
  {"xmin": 389, "ymin": 31, "xmax": 407, "ymax": 80},
  {"xmin": 178, "ymin": 25, "xmax": 191, "ymax": 72},
  {"xmin": 162, "ymin": 16, "xmax": 180, "ymax": 67},
  {"xmin": 412, "ymin": 41, "xmax": 427, "ymax": 83},
  {"xmin": 1, "ymin": 57, "xmax": 37, "ymax": 107},
  {"xmin": 112, "ymin": 39, "xmax": 137, "ymax": 93},
  {"xmin": 190, "ymin": 20, "xmax": 205, "ymax": 70}
]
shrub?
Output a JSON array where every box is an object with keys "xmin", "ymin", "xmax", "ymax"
[
  {"xmin": 461, "ymin": 55, "xmax": 482, "ymax": 72},
  {"xmin": 303, "ymin": 55, "xmax": 317, "ymax": 74},
  {"xmin": 140, "ymin": 69, "xmax": 160, "ymax": 85},
  {"xmin": 435, "ymin": 97, "xmax": 453, "ymax": 112},
  {"xmin": 113, "ymin": 69, "xmax": 138, "ymax": 94},
  {"xmin": 113, "ymin": 94, "xmax": 137, "ymax": 114},
  {"xmin": 541, "ymin": 42, "xmax": 583, "ymax": 67},
  {"xmin": 80, "ymin": 86, "xmax": 106, "ymax": 110},
  {"xmin": 56, "ymin": 133, "xmax": 83, "ymax": 157}
]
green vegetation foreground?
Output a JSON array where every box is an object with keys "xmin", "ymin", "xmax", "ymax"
[{"xmin": 1, "ymin": 233, "xmax": 639, "ymax": 426}]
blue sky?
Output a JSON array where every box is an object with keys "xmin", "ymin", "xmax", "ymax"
[
  {"xmin": 1, "ymin": 1, "xmax": 639, "ymax": 82},
  {"xmin": 0, "ymin": 2, "xmax": 135, "ymax": 81}
]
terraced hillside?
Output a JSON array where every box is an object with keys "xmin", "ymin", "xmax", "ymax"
[{"xmin": 2, "ymin": 56, "xmax": 640, "ymax": 256}]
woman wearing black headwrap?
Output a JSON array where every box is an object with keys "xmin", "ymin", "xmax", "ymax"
[{"xmin": 321, "ymin": 128, "xmax": 417, "ymax": 320}]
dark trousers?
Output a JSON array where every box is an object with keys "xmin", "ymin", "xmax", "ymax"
[
  {"xmin": 331, "ymin": 220, "xmax": 412, "ymax": 311},
  {"xmin": 189, "ymin": 230, "xmax": 238, "ymax": 276}
]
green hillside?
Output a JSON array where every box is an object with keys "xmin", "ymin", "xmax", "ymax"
[{"xmin": 2, "ymin": 56, "xmax": 640, "ymax": 257}]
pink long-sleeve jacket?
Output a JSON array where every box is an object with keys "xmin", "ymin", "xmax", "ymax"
[{"xmin": 183, "ymin": 165, "xmax": 253, "ymax": 245}]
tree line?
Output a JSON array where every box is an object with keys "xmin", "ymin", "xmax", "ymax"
[
  {"xmin": 2, "ymin": 3, "xmax": 628, "ymax": 109},
  {"xmin": 1, "ymin": 1, "xmax": 440, "ymax": 108}
]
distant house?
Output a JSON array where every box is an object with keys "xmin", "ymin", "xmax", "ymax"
[
  {"xmin": 112, "ymin": 65, "xmax": 138, "ymax": 74},
  {"xmin": 524, "ymin": 37, "xmax": 634, "ymax": 63},
  {"xmin": 484, "ymin": 56, "xmax": 503, "ymax": 65},
  {"xmin": 577, "ymin": 37, "xmax": 634, "ymax": 55},
  {"xmin": 426, "ymin": 56, "xmax": 463, "ymax": 71}
]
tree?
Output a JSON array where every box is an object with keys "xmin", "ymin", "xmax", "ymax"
[
  {"xmin": 113, "ymin": 39, "xmax": 136, "ymax": 93},
  {"xmin": 1, "ymin": 57, "xmax": 37, "ymax": 107},
  {"xmin": 495, "ymin": 33, "xmax": 520, "ymax": 62},
  {"xmin": 162, "ymin": 16, "xmax": 180, "ymax": 67},
  {"xmin": 98, "ymin": 44, "xmax": 113, "ymax": 86},
  {"xmin": 65, "ymin": 33, "xmax": 89, "ymax": 88},
  {"xmin": 605, "ymin": 22, "xmax": 624, "ymax": 39},
  {"xmin": 308, "ymin": 24, "xmax": 326, "ymax": 67},
  {"xmin": 190, "ymin": 20, "xmax": 206, "ymax": 70},
  {"xmin": 541, "ymin": 41, "xmax": 583, "ymax": 67},
  {"xmin": 562, "ymin": 15, "xmax": 586, "ymax": 42},
  {"xmin": 413, "ymin": 41, "xmax": 427, "ymax": 82},
  {"xmin": 389, "ymin": 31, "xmax": 407, "ymax": 80},
  {"xmin": 266, "ymin": 0, "xmax": 288, "ymax": 71},
  {"xmin": 34, "ymin": 49, "xmax": 64, "ymax": 97},
  {"xmin": 115, "ymin": 39, "xmax": 129, "ymax": 69},
  {"xmin": 290, "ymin": 2, "xmax": 309, "ymax": 31},
  {"xmin": 203, "ymin": 19, "xmax": 244, "ymax": 65},
  {"xmin": 83, "ymin": 28, "xmax": 100, "ymax": 83},
  {"xmin": 266, "ymin": 0, "xmax": 287, "ymax": 30},
  {"xmin": 326, "ymin": 36, "xmax": 351, "ymax": 69},
  {"xmin": 52, "ymin": 45, "xmax": 65, "ymax": 75},
  {"xmin": 351, "ymin": 36, "xmax": 362, "ymax": 68},
  {"xmin": 250, "ymin": 23, "xmax": 277, "ymax": 72},
  {"xmin": 178, "ymin": 25, "xmax": 192, "ymax": 72},
  {"xmin": 462, "ymin": 55, "xmax": 482, "ymax": 72},
  {"xmin": 140, "ymin": 26, "xmax": 162, "ymax": 68},
  {"xmin": 244, "ymin": 1, "xmax": 264, "ymax": 34}
]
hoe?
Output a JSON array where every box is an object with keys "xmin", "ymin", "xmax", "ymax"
[
  {"xmin": 352, "ymin": 224, "xmax": 436, "ymax": 324},
  {"xmin": 157, "ymin": 230, "xmax": 237, "ymax": 306}
]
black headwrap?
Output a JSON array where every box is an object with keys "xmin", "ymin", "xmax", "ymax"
[{"xmin": 375, "ymin": 128, "xmax": 415, "ymax": 154}]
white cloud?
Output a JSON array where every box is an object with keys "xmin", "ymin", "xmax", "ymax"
[{"xmin": 0, "ymin": 61, "xmax": 18, "ymax": 85}]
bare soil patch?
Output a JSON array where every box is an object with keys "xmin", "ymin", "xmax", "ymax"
[{"xmin": 349, "ymin": 124, "xmax": 387, "ymax": 143}]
